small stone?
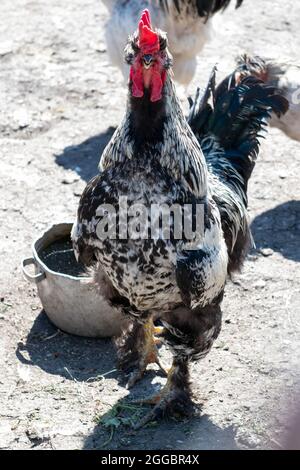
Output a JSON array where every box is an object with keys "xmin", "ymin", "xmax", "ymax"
[
  {"xmin": 13, "ymin": 109, "xmax": 31, "ymax": 129},
  {"xmin": 62, "ymin": 173, "xmax": 80, "ymax": 185},
  {"xmin": 95, "ymin": 44, "xmax": 106, "ymax": 53},
  {"xmin": 254, "ymin": 279, "xmax": 266, "ymax": 289},
  {"xmin": 259, "ymin": 248, "xmax": 274, "ymax": 257},
  {"xmin": 26, "ymin": 425, "xmax": 50, "ymax": 443},
  {"xmin": 0, "ymin": 41, "xmax": 13, "ymax": 57}
]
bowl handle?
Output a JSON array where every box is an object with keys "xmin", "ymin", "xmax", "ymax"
[{"xmin": 22, "ymin": 257, "xmax": 46, "ymax": 284}]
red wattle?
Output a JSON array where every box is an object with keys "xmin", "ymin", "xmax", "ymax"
[
  {"xmin": 130, "ymin": 64, "xmax": 167, "ymax": 102},
  {"xmin": 130, "ymin": 66, "xmax": 144, "ymax": 98},
  {"xmin": 150, "ymin": 67, "xmax": 166, "ymax": 102}
]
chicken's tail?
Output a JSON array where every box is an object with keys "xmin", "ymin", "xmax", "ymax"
[
  {"xmin": 188, "ymin": 64, "xmax": 288, "ymax": 190},
  {"xmin": 188, "ymin": 64, "xmax": 288, "ymax": 272},
  {"xmin": 235, "ymin": 54, "xmax": 288, "ymax": 88},
  {"xmin": 160, "ymin": 0, "xmax": 243, "ymax": 19}
]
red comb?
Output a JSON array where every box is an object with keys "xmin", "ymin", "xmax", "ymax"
[
  {"xmin": 141, "ymin": 9, "xmax": 151, "ymax": 28},
  {"xmin": 138, "ymin": 9, "xmax": 159, "ymax": 54}
]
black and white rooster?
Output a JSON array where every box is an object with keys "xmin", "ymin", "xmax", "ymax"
[
  {"xmin": 102, "ymin": 0, "xmax": 244, "ymax": 86},
  {"xmin": 72, "ymin": 10, "xmax": 288, "ymax": 426}
]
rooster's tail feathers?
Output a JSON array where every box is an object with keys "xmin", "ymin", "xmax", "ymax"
[
  {"xmin": 188, "ymin": 63, "xmax": 288, "ymax": 273},
  {"xmin": 160, "ymin": 0, "xmax": 243, "ymax": 19},
  {"xmin": 188, "ymin": 65, "xmax": 289, "ymax": 185},
  {"xmin": 235, "ymin": 54, "xmax": 290, "ymax": 92}
]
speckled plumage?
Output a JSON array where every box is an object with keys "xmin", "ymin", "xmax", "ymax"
[
  {"xmin": 73, "ymin": 156, "xmax": 226, "ymax": 314},
  {"xmin": 72, "ymin": 21, "xmax": 288, "ymax": 420},
  {"xmin": 73, "ymin": 69, "xmax": 228, "ymax": 316}
]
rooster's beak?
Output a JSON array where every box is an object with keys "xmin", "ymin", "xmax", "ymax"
[{"xmin": 143, "ymin": 54, "xmax": 154, "ymax": 69}]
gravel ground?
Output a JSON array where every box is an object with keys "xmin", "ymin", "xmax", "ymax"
[{"xmin": 0, "ymin": 0, "xmax": 299, "ymax": 450}]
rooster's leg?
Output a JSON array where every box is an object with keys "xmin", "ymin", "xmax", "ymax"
[
  {"xmin": 126, "ymin": 318, "xmax": 168, "ymax": 388},
  {"xmin": 133, "ymin": 304, "xmax": 222, "ymax": 428},
  {"xmin": 133, "ymin": 358, "xmax": 192, "ymax": 429},
  {"xmin": 116, "ymin": 317, "xmax": 167, "ymax": 388}
]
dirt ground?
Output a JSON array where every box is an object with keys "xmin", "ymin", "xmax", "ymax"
[{"xmin": 0, "ymin": 0, "xmax": 300, "ymax": 450}]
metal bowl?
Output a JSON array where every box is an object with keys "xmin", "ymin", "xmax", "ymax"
[{"xmin": 22, "ymin": 222, "xmax": 123, "ymax": 338}]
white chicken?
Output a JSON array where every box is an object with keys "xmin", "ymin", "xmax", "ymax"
[
  {"xmin": 102, "ymin": 0, "xmax": 243, "ymax": 86},
  {"xmin": 237, "ymin": 54, "xmax": 300, "ymax": 142}
]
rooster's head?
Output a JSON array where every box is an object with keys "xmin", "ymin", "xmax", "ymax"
[{"xmin": 124, "ymin": 9, "xmax": 173, "ymax": 103}]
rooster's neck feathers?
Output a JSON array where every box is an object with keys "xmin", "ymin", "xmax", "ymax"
[{"xmin": 100, "ymin": 75, "xmax": 208, "ymax": 198}]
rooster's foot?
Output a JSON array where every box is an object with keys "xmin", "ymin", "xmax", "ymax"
[
  {"xmin": 126, "ymin": 352, "xmax": 167, "ymax": 389},
  {"xmin": 132, "ymin": 364, "xmax": 193, "ymax": 428}
]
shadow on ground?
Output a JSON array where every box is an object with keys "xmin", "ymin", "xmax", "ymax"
[
  {"xmin": 16, "ymin": 310, "xmax": 117, "ymax": 382},
  {"xmin": 251, "ymin": 200, "xmax": 300, "ymax": 262},
  {"xmin": 83, "ymin": 402, "xmax": 240, "ymax": 450},
  {"xmin": 55, "ymin": 127, "xmax": 115, "ymax": 181}
]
